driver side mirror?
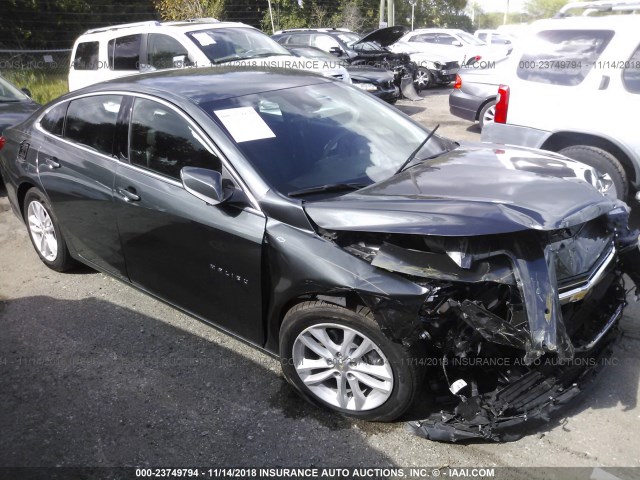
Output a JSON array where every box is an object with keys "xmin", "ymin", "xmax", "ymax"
[
  {"xmin": 181, "ymin": 167, "xmax": 231, "ymax": 205},
  {"xmin": 452, "ymin": 40, "xmax": 463, "ymax": 47},
  {"xmin": 21, "ymin": 87, "xmax": 32, "ymax": 97},
  {"xmin": 329, "ymin": 46, "xmax": 343, "ymax": 56}
]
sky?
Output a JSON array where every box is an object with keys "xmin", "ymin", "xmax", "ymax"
[{"xmin": 473, "ymin": 0, "xmax": 526, "ymax": 13}]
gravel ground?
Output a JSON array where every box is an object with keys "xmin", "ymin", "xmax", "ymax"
[{"xmin": 1, "ymin": 88, "xmax": 639, "ymax": 470}]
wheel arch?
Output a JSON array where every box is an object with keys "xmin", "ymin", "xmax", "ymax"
[
  {"xmin": 16, "ymin": 181, "xmax": 38, "ymax": 217},
  {"xmin": 540, "ymin": 132, "xmax": 638, "ymax": 188},
  {"xmin": 475, "ymin": 96, "xmax": 496, "ymax": 121}
]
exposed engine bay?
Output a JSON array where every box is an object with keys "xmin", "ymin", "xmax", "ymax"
[{"xmin": 326, "ymin": 206, "xmax": 640, "ymax": 442}]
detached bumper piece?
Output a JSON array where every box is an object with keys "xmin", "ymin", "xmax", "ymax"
[{"xmin": 407, "ymin": 324, "xmax": 618, "ymax": 443}]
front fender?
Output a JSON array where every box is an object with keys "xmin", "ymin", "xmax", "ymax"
[{"xmin": 262, "ymin": 219, "xmax": 429, "ymax": 353}]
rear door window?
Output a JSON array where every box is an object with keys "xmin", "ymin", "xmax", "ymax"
[
  {"xmin": 73, "ymin": 41, "xmax": 99, "ymax": 70},
  {"xmin": 516, "ymin": 29, "xmax": 614, "ymax": 86},
  {"xmin": 108, "ymin": 34, "xmax": 142, "ymax": 71},
  {"xmin": 285, "ymin": 34, "xmax": 310, "ymax": 46},
  {"xmin": 64, "ymin": 95, "xmax": 123, "ymax": 156},
  {"xmin": 623, "ymin": 44, "xmax": 640, "ymax": 94}
]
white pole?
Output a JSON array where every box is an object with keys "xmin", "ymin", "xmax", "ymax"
[
  {"xmin": 268, "ymin": 0, "xmax": 275, "ymax": 33},
  {"xmin": 503, "ymin": 0, "xmax": 510, "ymax": 24},
  {"xmin": 411, "ymin": 4, "xmax": 415, "ymax": 30}
]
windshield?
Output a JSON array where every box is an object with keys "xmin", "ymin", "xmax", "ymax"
[
  {"xmin": 187, "ymin": 27, "xmax": 290, "ymax": 63},
  {"xmin": 0, "ymin": 77, "xmax": 29, "ymax": 102},
  {"xmin": 457, "ymin": 31, "xmax": 485, "ymax": 46},
  {"xmin": 201, "ymin": 82, "xmax": 447, "ymax": 196}
]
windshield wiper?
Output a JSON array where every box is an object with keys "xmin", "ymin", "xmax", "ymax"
[
  {"xmin": 394, "ymin": 124, "xmax": 440, "ymax": 175},
  {"xmin": 288, "ymin": 183, "xmax": 367, "ymax": 198}
]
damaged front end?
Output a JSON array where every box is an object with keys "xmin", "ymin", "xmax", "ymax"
[{"xmin": 335, "ymin": 205, "xmax": 640, "ymax": 442}]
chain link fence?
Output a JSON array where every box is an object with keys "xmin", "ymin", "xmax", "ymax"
[{"xmin": 0, "ymin": 49, "xmax": 71, "ymax": 104}]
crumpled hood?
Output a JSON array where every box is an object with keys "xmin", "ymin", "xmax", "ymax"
[
  {"xmin": 304, "ymin": 144, "xmax": 619, "ymax": 236},
  {"xmin": 354, "ymin": 26, "xmax": 408, "ymax": 48}
]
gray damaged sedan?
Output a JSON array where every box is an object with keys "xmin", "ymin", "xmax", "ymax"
[{"xmin": 1, "ymin": 67, "xmax": 639, "ymax": 442}]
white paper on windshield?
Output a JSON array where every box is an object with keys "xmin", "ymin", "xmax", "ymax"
[
  {"xmin": 214, "ymin": 107, "xmax": 276, "ymax": 143},
  {"xmin": 192, "ymin": 32, "xmax": 216, "ymax": 46}
]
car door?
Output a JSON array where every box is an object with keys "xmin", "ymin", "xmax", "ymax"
[
  {"xmin": 114, "ymin": 96, "xmax": 267, "ymax": 344},
  {"xmin": 36, "ymin": 94, "xmax": 127, "ymax": 278}
]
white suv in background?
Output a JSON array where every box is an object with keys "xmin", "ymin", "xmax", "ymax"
[
  {"xmin": 68, "ymin": 20, "xmax": 349, "ymax": 91},
  {"xmin": 482, "ymin": 3, "xmax": 640, "ymax": 200}
]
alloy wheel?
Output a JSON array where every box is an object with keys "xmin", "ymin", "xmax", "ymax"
[
  {"xmin": 292, "ymin": 323, "xmax": 394, "ymax": 411},
  {"xmin": 27, "ymin": 201, "xmax": 58, "ymax": 261}
]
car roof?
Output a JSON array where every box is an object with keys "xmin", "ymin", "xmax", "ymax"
[
  {"xmin": 75, "ymin": 21, "xmax": 257, "ymax": 41},
  {"xmin": 67, "ymin": 67, "xmax": 333, "ymax": 105},
  {"xmin": 531, "ymin": 14, "xmax": 640, "ymax": 30},
  {"xmin": 410, "ymin": 28, "xmax": 464, "ymax": 34}
]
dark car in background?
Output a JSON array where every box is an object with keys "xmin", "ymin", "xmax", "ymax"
[
  {"xmin": 287, "ymin": 46, "xmax": 399, "ymax": 103},
  {"xmin": 449, "ymin": 57, "xmax": 511, "ymax": 130},
  {"xmin": 0, "ymin": 76, "xmax": 39, "ymax": 134},
  {"xmin": 1, "ymin": 67, "xmax": 638, "ymax": 443},
  {"xmin": 272, "ymin": 26, "xmax": 420, "ymax": 99}
]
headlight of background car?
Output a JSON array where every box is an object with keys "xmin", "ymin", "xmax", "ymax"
[{"xmin": 354, "ymin": 82, "xmax": 378, "ymax": 92}]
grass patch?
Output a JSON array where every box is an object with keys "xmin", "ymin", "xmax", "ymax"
[{"xmin": 2, "ymin": 71, "xmax": 68, "ymax": 105}]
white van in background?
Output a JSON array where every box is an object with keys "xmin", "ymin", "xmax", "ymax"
[{"xmin": 68, "ymin": 20, "xmax": 349, "ymax": 91}]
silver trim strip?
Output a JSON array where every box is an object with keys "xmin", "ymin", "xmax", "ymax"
[
  {"xmin": 574, "ymin": 303, "xmax": 623, "ymax": 352},
  {"xmin": 558, "ymin": 247, "xmax": 617, "ymax": 304}
]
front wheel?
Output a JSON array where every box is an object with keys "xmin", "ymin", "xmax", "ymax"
[
  {"xmin": 559, "ymin": 145, "xmax": 627, "ymax": 200},
  {"xmin": 23, "ymin": 187, "xmax": 75, "ymax": 272},
  {"xmin": 413, "ymin": 67, "xmax": 432, "ymax": 91},
  {"xmin": 279, "ymin": 301, "xmax": 424, "ymax": 421}
]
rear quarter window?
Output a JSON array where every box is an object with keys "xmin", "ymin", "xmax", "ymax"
[
  {"xmin": 623, "ymin": 44, "xmax": 640, "ymax": 94},
  {"xmin": 73, "ymin": 41, "xmax": 99, "ymax": 70},
  {"xmin": 517, "ymin": 29, "xmax": 614, "ymax": 86},
  {"xmin": 40, "ymin": 102, "xmax": 68, "ymax": 136}
]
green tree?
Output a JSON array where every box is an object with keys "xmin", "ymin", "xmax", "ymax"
[
  {"xmin": 154, "ymin": 0, "xmax": 225, "ymax": 20},
  {"xmin": 525, "ymin": 0, "xmax": 568, "ymax": 19},
  {"xmin": 0, "ymin": 0, "xmax": 158, "ymax": 50}
]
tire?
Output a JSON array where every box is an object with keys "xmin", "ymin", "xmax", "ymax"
[
  {"xmin": 478, "ymin": 100, "xmax": 496, "ymax": 131},
  {"xmin": 23, "ymin": 187, "xmax": 75, "ymax": 272},
  {"xmin": 279, "ymin": 301, "xmax": 424, "ymax": 422},
  {"xmin": 413, "ymin": 67, "xmax": 432, "ymax": 91},
  {"xmin": 559, "ymin": 145, "xmax": 628, "ymax": 201}
]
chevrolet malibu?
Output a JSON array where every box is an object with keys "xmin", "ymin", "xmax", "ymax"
[{"xmin": 1, "ymin": 68, "xmax": 639, "ymax": 442}]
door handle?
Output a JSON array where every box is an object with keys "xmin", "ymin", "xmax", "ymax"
[
  {"xmin": 117, "ymin": 187, "xmax": 140, "ymax": 202},
  {"xmin": 44, "ymin": 156, "xmax": 61, "ymax": 169}
]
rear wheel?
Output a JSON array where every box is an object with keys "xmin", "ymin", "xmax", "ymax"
[
  {"xmin": 478, "ymin": 100, "xmax": 496, "ymax": 130},
  {"xmin": 559, "ymin": 145, "xmax": 627, "ymax": 200},
  {"xmin": 23, "ymin": 187, "xmax": 75, "ymax": 272},
  {"xmin": 280, "ymin": 301, "xmax": 424, "ymax": 421}
]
